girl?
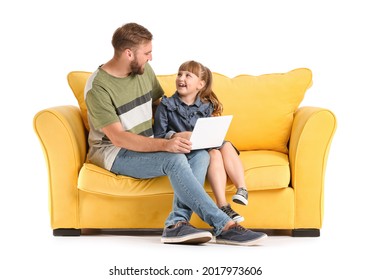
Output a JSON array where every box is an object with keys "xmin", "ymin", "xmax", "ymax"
[{"xmin": 154, "ymin": 60, "xmax": 248, "ymax": 222}]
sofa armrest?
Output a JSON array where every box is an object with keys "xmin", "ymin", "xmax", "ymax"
[
  {"xmin": 289, "ymin": 106, "xmax": 337, "ymax": 229},
  {"xmin": 33, "ymin": 105, "xmax": 87, "ymax": 229}
]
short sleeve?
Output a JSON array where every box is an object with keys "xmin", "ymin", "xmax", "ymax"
[{"xmin": 86, "ymin": 86, "xmax": 120, "ymax": 130}]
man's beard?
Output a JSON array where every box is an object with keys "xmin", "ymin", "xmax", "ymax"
[{"xmin": 130, "ymin": 58, "xmax": 145, "ymax": 75}]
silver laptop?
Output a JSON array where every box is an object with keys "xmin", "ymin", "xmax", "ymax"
[{"xmin": 190, "ymin": 115, "xmax": 233, "ymax": 150}]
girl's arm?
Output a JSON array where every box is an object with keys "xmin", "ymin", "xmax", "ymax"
[{"xmin": 153, "ymin": 102, "xmax": 172, "ymax": 139}]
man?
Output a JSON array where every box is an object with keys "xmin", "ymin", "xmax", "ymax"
[{"xmin": 84, "ymin": 22, "xmax": 267, "ymax": 245}]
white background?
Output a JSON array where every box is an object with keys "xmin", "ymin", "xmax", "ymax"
[{"xmin": 1, "ymin": 0, "xmax": 370, "ymax": 279}]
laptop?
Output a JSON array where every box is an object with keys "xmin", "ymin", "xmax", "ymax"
[{"xmin": 190, "ymin": 115, "xmax": 233, "ymax": 150}]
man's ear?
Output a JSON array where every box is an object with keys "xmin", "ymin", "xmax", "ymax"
[{"xmin": 125, "ymin": 48, "xmax": 134, "ymax": 60}]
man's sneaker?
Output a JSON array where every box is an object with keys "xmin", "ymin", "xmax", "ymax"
[
  {"xmin": 232, "ymin": 188, "xmax": 248, "ymax": 205},
  {"xmin": 161, "ymin": 221, "xmax": 212, "ymax": 245},
  {"xmin": 220, "ymin": 204, "xmax": 244, "ymax": 223},
  {"xmin": 216, "ymin": 223, "xmax": 267, "ymax": 246}
]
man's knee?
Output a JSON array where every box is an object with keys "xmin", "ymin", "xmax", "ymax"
[
  {"xmin": 196, "ymin": 150, "xmax": 210, "ymax": 166},
  {"xmin": 165, "ymin": 153, "xmax": 189, "ymax": 171},
  {"xmin": 188, "ymin": 150, "xmax": 210, "ymax": 165}
]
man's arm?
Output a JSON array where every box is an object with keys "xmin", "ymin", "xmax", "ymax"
[{"xmin": 102, "ymin": 122, "xmax": 192, "ymax": 153}]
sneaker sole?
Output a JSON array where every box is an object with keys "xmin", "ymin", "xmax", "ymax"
[
  {"xmin": 215, "ymin": 233, "xmax": 267, "ymax": 246},
  {"xmin": 232, "ymin": 195, "xmax": 248, "ymax": 206},
  {"xmin": 233, "ymin": 216, "xmax": 244, "ymax": 223},
  {"xmin": 161, "ymin": 232, "xmax": 212, "ymax": 245}
]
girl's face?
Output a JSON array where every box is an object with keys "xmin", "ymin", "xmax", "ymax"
[{"xmin": 176, "ymin": 70, "xmax": 205, "ymax": 101}]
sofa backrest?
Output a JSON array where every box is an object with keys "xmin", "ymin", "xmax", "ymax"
[
  {"xmin": 157, "ymin": 68, "xmax": 312, "ymax": 154},
  {"xmin": 68, "ymin": 68, "xmax": 312, "ymax": 154},
  {"xmin": 67, "ymin": 71, "xmax": 92, "ymax": 131}
]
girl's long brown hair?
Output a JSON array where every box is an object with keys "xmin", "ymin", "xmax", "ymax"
[{"xmin": 178, "ymin": 60, "xmax": 223, "ymax": 116}]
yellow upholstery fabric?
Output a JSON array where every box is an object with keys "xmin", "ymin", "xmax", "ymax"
[
  {"xmin": 67, "ymin": 71, "xmax": 92, "ymax": 131},
  {"xmin": 78, "ymin": 149, "xmax": 289, "ymax": 197},
  {"xmin": 159, "ymin": 69, "xmax": 312, "ymax": 153},
  {"xmin": 34, "ymin": 68, "xmax": 337, "ymax": 235},
  {"xmin": 69, "ymin": 68, "xmax": 312, "ymax": 153},
  {"xmin": 78, "ymin": 163, "xmax": 173, "ymax": 197},
  {"xmin": 215, "ymin": 69, "xmax": 312, "ymax": 153},
  {"xmin": 239, "ymin": 151, "xmax": 290, "ymax": 191}
]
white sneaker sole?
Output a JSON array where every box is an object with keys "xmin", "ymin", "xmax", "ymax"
[
  {"xmin": 233, "ymin": 215, "xmax": 245, "ymax": 223},
  {"xmin": 161, "ymin": 232, "xmax": 213, "ymax": 244},
  {"xmin": 232, "ymin": 195, "xmax": 248, "ymax": 205},
  {"xmin": 216, "ymin": 233, "xmax": 268, "ymax": 246}
]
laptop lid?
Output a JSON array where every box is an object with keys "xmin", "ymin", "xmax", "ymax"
[{"xmin": 190, "ymin": 115, "xmax": 233, "ymax": 150}]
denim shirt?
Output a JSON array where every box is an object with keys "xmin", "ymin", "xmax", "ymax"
[{"xmin": 154, "ymin": 92, "xmax": 214, "ymax": 139}]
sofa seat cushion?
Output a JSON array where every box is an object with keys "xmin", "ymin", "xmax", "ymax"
[
  {"xmin": 78, "ymin": 150, "xmax": 290, "ymax": 197},
  {"xmin": 236, "ymin": 150, "xmax": 290, "ymax": 191},
  {"xmin": 78, "ymin": 163, "xmax": 174, "ymax": 197}
]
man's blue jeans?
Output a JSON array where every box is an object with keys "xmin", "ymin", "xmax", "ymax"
[{"xmin": 111, "ymin": 149, "xmax": 231, "ymax": 235}]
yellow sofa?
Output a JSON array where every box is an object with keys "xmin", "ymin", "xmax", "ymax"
[{"xmin": 33, "ymin": 67, "xmax": 336, "ymax": 237}]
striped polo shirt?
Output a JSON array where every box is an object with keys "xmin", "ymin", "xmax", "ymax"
[{"xmin": 85, "ymin": 63, "xmax": 164, "ymax": 170}]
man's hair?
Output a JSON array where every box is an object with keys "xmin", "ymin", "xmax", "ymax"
[{"xmin": 112, "ymin": 23, "xmax": 153, "ymax": 53}]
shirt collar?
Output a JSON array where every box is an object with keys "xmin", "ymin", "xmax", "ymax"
[{"xmin": 174, "ymin": 92, "xmax": 203, "ymax": 107}]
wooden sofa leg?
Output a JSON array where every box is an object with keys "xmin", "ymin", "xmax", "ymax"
[
  {"xmin": 292, "ymin": 228, "xmax": 320, "ymax": 237},
  {"xmin": 53, "ymin": 228, "xmax": 81, "ymax": 236}
]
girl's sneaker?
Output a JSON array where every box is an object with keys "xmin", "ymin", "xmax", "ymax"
[
  {"xmin": 220, "ymin": 204, "xmax": 244, "ymax": 223},
  {"xmin": 232, "ymin": 188, "xmax": 248, "ymax": 205}
]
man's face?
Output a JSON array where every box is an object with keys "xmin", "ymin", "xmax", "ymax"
[{"xmin": 130, "ymin": 42, "xmax": 153, "ymax": 75}]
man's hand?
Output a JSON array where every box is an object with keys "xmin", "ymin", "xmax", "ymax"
[
  {"xmin": 165, "ymin": 136, "xmax": 192, "ymax": 153},
  {"xmin": 173, "ymin": 131, "xmax": 192, "ymax": 140}
]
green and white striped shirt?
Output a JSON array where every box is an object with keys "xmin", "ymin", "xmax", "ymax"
[{"xmin": 85, "ymin": 63, "xmax": 164, "ymax": 170}]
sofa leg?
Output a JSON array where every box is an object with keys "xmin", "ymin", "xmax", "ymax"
[
  {"xmin": 292, "ymin": 228, "xmax": 320, "ymax": 237},
  {"xmin": 53, "ymin": 228, "xmax": 81, "ymax": 236}
]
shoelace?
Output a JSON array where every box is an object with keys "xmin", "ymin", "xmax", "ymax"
[
  {"xmin": 221, "ymin": 206, "xmax": 235, "ymax": 216},
  {"xmin": 230, "ymin": 223, "xmax": 248, "ymax": 232},
  {"xmin": 174, "ymin": 221, "xmax": 193, "ymax": 228},
  {"xmin": 237, "ymin": 188, "xmax": 248, "ymax": 196}
]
